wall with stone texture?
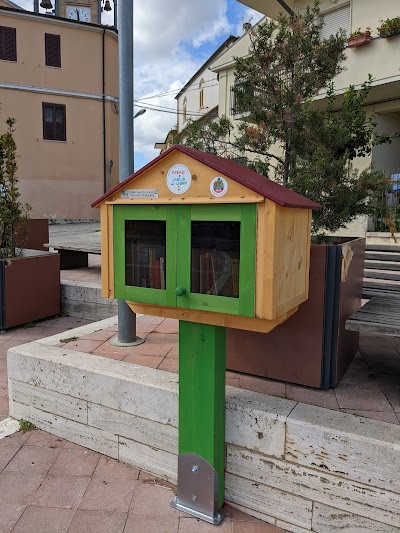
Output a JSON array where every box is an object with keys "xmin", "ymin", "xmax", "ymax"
[{"xmin": 7, "ymin": 319, "xmax": 400, "ymax": 533}]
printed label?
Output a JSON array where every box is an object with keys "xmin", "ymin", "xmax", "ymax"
[
  {"xmin": 166, "ymin": 164, "xmax": 192, "ymax": 194},
  {"xmin": 121, "ymin": 189, "xmax": 159, "ymax": 199},
  {"xmin": 210, "ymin": 177, "xmax": 228, "ymax": 197}
]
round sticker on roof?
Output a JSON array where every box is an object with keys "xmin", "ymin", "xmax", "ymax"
[
  {"xmin": 166, "ymin": 164, "xmax": 192, "ymax": 194},
  {"xmin": 210, "ymin": 177, "xmax": 228, "ymax": 197}
]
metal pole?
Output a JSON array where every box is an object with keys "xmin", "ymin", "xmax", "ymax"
[
  {"xmin": 116, "ymin": 0, "xmax": 140, "ymax": 345},
  {"xmin": 113, "ymin": 0, "xmax": 118, "ymax": 29},
  {"xmin": 33, "ymin": 0, "xmax": 39, "ymax": 14}
]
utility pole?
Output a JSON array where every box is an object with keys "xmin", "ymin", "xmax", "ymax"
[{"xmin": 115, "ymin": 0, "xmax": 143, "ymax": 346}]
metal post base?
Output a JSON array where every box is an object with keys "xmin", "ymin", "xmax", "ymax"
[{"xmin": 170, "ymin": 453, "xmax": 223, "ymax": 526}]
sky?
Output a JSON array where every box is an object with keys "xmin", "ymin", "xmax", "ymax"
[
  {"xmin": 132, "ymin": 0, "xmax": 263, "ymax": 171},
  {"xmin": 14, "ymin": 0, "xmax": 263, "ymax": 172}
]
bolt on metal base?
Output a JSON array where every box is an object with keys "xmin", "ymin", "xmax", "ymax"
[{"xmin": 171, "ymin": 453, "xmax": 223, "ymax": 526}]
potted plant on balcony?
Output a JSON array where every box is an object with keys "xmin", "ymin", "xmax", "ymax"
[
  {"xmin": 347, "ymin": 28, "xmax": 373, "ymax": 48},
  {"xmin": 0, "ymin": 116, "xmax": 60, "ymax": 331},
  {"xmin": 377, "ymin": 17, "xmax": 400, "ymax": 38}
]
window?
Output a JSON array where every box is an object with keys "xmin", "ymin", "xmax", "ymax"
[
  {"xmin": 0, "ymin": 26, "xmax": 17, "ymax": 62},
  {"xmin": 320, "ymin": 5, "xmax": 351, "ymax": 41},
  {"xmin": 42, "ymin": 103, "xmax": 66, "ymax": 141},
  {"xmin": 183, "ymin": 97, "xmax": 187, "ymax": 122},
  {"xmin": 45, "ymin": 33, "xmax": 61, "ymax": 68},
  {"xmin": 199, "ymin": 79, "xmax": 205, "ymax": 109}
]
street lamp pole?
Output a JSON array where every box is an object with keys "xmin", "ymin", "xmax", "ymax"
[{"xmin": 116, "ymin": 0, "xmax": 143, "ymax": 345}]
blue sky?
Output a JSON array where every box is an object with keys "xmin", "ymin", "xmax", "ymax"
[{"xmin": 133, "ymin": 0, "xmax": 263, "ymax": 172}]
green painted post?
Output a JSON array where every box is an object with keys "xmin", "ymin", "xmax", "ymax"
[{"xmin": 178, "ymin": 320, "xmax": 226, "ymax": 510}]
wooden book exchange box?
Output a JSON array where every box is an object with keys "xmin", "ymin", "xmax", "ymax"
[
  {"xmin": 92, "ymin": 145, "xmax": 319, "ymax": 333},
  {"xmin": 93, "ymin": 145, "xmax": 320, "ymax": 525}
]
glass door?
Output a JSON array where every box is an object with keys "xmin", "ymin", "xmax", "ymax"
[
  {"xmin": 113, "ymin": 205, "xmax": 177, "ymax": 306},
  {"xmin": 176, "ymin": 204, "xmax": 256, "ymax": 316}
]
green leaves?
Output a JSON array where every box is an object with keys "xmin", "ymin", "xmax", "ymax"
[{"xmin": 0, "ymin": 113, "xmax": 31, "ymax": 259}]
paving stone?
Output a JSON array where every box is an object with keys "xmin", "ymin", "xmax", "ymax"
[
  {"xmin": 4, "ymin": 444, "xmax": 60, "ymax": 475},
  {"xmin": 232, "ymin": 522, "xmax": 283, "ymax": 532},
  {"xmin": 67, "ymin": 510, "xmax": 127, "ymax": 533},
  {"xmin": 375, "ymin": 374, "xmax": 400, "ymax": 412},
  {"xmin": 286, "ymin": 385, "xmax": 339, "ymax": 410},
  {"xmin": 122, "ymin": 354, "xmax": 165, "ymax": 368},
  {"xmin": 178, "ymin": 517, "xmax": 233, "ymax": 532},
  {"xmin": 340, "ymin": 409, "xmax": 399, "ymax": 424},
  {"xmin": 92, "ymin": 343, "xmax": 134, "ymax": 358},
  {"xmin": 153, "ymin": 319, "xmax": 179, "ymax": 334},
  {"xmin": 93, "ymin": 456, "xmax": 139, "ymax": 481},
  {"xmin": 129, "ymin": 483, "xmax": 176, "ymax": 516},
  {"xmin": 0, "ymin": 444, "xmax": 21, "ymax": 473},
  {"xmin": 129, "ymin": 342, "xmax": 173, "ymax": 357},
  {"xmin": 0, "ymin": 503, "xmax": 26, "ymax": 533},
  {"xmin": 1, "ymin": 431, "xmax": 32, "ymax": 446},
  {"xmin": 30, "ymin": 475, "xmax": 91, "ymax": 509},
  {"xmin": 166, "ymin": 343, "xmax": 179, "ymax": 358},
  {"xmin": 11, "ymin": 506, "xmax": 75, "ymax": 533},
  {"xmin": 238, "ymin": 375, "xmax": 286, "ymax": 398},
  {"xmin": 48, "ymin": 448, "xmax": 101, "ymax": 476},
  {"xmin": 146, "ymin": 332, "xmax": 179, "ymax": 344},
  {"xmin": 25, "ymin": 429, "xmax": 66, "ymax": 448},
  {"xmin": 79, "ymin": 477, "xmax": 137, "ymax": 512},
  {"xmin": 80, "ymin": 330, "xmax": 117, "ymax": 342},
  {"xmin": 137, "ymin": 316, "xmax": 165, "ymax": 324},
  {"xmin": 62, "ymin": 339, "xmax": 105, "ymax": 353},
  {"xmin": 124, "ymin": 513, "xmax": 179, "ymax": 533},
  {"xmin": 157, "ymin": 357, "xmax": 178, "ymax": 373},
  {"xmin": 334, "ymin": 383, "xmax": 393, "ymax": 411},
  {"xmin": 0, "ymin": 472, "xmax": 45, "ymax": 505}
]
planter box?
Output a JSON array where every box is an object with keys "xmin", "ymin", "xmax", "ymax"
[
  {"xmin": 379, "ymin": 28, "xmax": 400, "ymax": 38},
  {"xmin": 14, "ymin": 219, "xmax": 49, "ymax": 252},
  {"xmin": 347, "ymin": 33, "xmax": 372, "ymax": 48},
  {"xmin": 227, "ymin": 238, "xmax": 365, "ymax": 389},
  {"xmin": 0, "ymin": 250, "xmax": 60, "ymax": 330}
]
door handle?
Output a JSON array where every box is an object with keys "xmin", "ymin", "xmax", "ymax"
[{"xmin": 175, "ymin": 287, "xmax": 186, "ymax": 296}]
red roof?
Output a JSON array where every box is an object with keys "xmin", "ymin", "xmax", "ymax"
[{"xmin": 92, "ymin": 145, "xmax": 321, "ymax": 210}]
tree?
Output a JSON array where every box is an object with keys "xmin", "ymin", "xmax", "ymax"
[
  {"xmin": 0, "ymin": 115, "xmax": 30, "ymax": 258},
  {"xmin": 233, "ymin": 0, "xmax": 346, "ymax": 186},
  {"xmin": 176, "ymin": 1, "xmax": 395, "ymax": 238}
]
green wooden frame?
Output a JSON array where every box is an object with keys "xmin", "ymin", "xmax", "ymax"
[
  {"xmin": 177, "ymin": 204, "xmax": 256, "ymax": 317},
  {"xmin": 113, "ymin": 205, "xmax": 177, "ymax": 306},
  {"xmin": 113, "ymin": 203, "xmax": 256, "ymax": 317}
]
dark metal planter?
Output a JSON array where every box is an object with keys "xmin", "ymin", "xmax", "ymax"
[
  {"xmin": 226, "ymin": 238, "xmax": 365, "ymax": 389},
  {"xmin": 0, "ymin": 250, "xmax": 60, "ymax": 331}
]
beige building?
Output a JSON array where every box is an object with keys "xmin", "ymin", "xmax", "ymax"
[
  {"xmin": 0, "ymin": 0, "xmax": 119, "ymax": 220},
  {"xmin": 211, "ymin": 0, "xmax": 400, "ymax": 236}
]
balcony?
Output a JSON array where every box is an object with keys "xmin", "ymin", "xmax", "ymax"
[{"xmin": 237, "ymin": 0, "xmax": 295, "ymax": 18}]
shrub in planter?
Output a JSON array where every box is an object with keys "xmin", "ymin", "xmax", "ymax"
[
  {"xmin": 347, "ymin": 28, "xmax": 372, "ymax": 48},
  {"xmin": 377, "ymin": 17, "xmax": 400, "ymax": 38},
  {"xmin": 0, "ymin": 116, "xmax": 59, "ymax": 331}
]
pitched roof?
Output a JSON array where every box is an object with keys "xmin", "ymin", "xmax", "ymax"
[{"xmin": 92, "ymin": 144, "xmax": 321, "ymax": 210}]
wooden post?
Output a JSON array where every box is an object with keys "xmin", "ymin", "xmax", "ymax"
[{"xmin": 171, "ymin": 320, "xmax": 226, "ymax": 523}]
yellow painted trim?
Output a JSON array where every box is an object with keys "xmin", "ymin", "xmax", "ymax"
[
  {"xmin": 100, "ymin": 203, "xmax": 109, "ymax": 299},
  {"xmin": 107, "ymin": 204, "xmax": 114, "ymax": 299},
  {"xmin": 127, "ymin": 301, "xmax": 298, "ymax": 333}
]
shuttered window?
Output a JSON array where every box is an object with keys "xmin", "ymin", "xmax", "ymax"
[
  {"xmin": 45, "ymin": 33, "xmax": 61, "ymax": 68},
  {"xmin": 0, "ymin": 26, "xmax": 17, "ymax": 62},
  {"xmin": 42, "ymin": 103, "xmax": 66, "ymax": 141},
  {"xmin": 320, "ymin": 5, "xmax": 351, "ymax": 40}
]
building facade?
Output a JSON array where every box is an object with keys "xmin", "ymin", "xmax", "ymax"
[
  {"xmin": 175, "ymin": 36, "xmax": 238, "ymax": 134},
  {"xmin": 211, "ymin": 0, "xmax": 400, "ymax": 236},
  {"xmin": 0, "ymin": 0, "xmax": 119, "ymax": 220}
]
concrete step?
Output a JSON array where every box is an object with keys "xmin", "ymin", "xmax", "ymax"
[
  {"xmin": 61, "ymin": 280, "xmax": 117, "ymax": 321},
  {"xmin": 363, "ymin": 269, "xmax": 400, "ymax": 281},
  {"xmin": 366, "ymin": 244, "xmax": 400, "ymax": 253},
  {"xmin": 365, "ymin": 252, "xmax": 400, "ymax": 262},
  {"xmin": 365, "ymin": 261, "xmax": 400, "ymax": 271}
]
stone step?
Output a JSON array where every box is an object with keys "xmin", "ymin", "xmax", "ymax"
[
  {"xmin": 366, "ymin": 244, "xmax": 400, "ymax": 253},
  {"xmin": 363, "ymin": 269, "xmax": 400, "ymax": 281},
  {"xmin": 365, "ymin": 261, "xmax": 400, "ymax": 271},
  {"xmin": 61, "ymin": 280, "xmax": 117, "ymax": 321},
  {"xmin": 365, "ymin": 252, "xmax": 400, "ymax": 262}
]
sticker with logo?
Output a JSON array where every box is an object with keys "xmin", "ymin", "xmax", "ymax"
[
  {"xmin": 166, "ymin": 164, "xmax": 192, "ymax": 194},
  {"xmin": 210, "ymin": 177, "xmax": 228, "ymax": 197}
]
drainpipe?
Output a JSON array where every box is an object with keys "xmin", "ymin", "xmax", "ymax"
[
  {"xmin": 33, "ymin": 0, "xmax": 39, "ymax": 13},
  {"xmin": 102, "ymin": 28, "xmax": 107, "ymax": 193}
]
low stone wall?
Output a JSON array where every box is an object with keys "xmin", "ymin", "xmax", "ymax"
[
  {"xmin": 61, "ymin": 280, "xmax": 118, "ymax": 320},
  {"xmin": 7, "ymin": 320, "xmax": 400, "ymax": 533}
]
